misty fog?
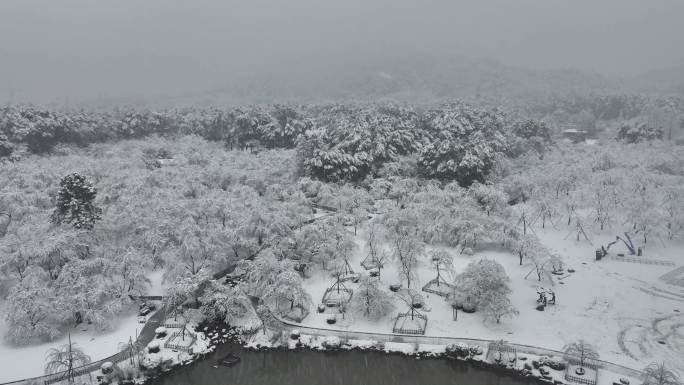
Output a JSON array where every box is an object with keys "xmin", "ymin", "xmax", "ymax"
[{"xmin": 1, "ymin": 0, "xmax": 683, "ymax": 105}]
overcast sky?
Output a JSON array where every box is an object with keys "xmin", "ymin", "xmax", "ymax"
[{"xmin": 1, "ymin": 0, "xmax": 683, "ymax": 104}]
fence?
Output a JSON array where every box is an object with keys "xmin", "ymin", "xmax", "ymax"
[
  {"xmin": 322, "ymin": 287, "xmax": 353, "ymax": 307},
  {"xmin": 392, "ymin": 311, "xmax": 427, "ymax": 335},
  {"xmin": 564, "ymin": 360, "xmax": 600, "ymax": 385},
  {"xmin": 0, "ymin": 306, "xmax": 167, "ymax": 385},
  {"xmin": 421, "ymin": 278, "xmax": 454, "ymax": 297},
  {"xmin": 564, "ymin": 373, "xmax": 597, "ymax": 385},
  {"xmin": 486, "ymin": 341, "xmax": 517, "ymax": 365},
  {"xmin": 360, "ymin": 256, "xmax": 382, "ymax": 270},
  {"xmin": 164, "ymin": 331, "xmax": 196, "ymax": 354},
  {"xmin": 163, "ymin": 320, "xmax": 187, "ymax": 329},
  {"xmin": 606, "ymin": 256, "xmax": 675, "ymax": 266}
]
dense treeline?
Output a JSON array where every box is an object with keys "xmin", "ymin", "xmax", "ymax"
[
  {"xmin": 2, "ymin": 93, "xmax": 681, "ymax": 161},
  {"xmin": 0, "ymin": 105, "xmax": 311, "ymax": 155},
  {"xmin": 1, "ymin": 103, "xmax": 552, "ymax": 187},
  {"xmin": 522, "ymin": 93, "xmax": 684, "ymax": 136}
]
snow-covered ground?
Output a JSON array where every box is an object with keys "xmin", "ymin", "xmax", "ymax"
[
  {"xmin": 299, "ymin": 224, "xmax": 684, "ymax": 376},
  {"xmin": 0, "ymin": 308, "xmax": 140, "ymax": 383},
  {"xmin": 0, "ymin": 269, "xmax": 168, "ymax": 383}
]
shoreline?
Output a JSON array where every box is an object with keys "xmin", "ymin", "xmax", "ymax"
[
  {"xmin": 139, "ymin": 322, "xmax": 640, "ymax": 385},
  {"xmin": 142, "ymin": 335, "xmax": 549, "ymax": 385},
  {"xmin": 0, "ymin": 308, "xmax": 643, "ymax": 385}
]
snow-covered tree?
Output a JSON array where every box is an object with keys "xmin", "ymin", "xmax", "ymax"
[
  {"xmin": 239, "ymin": 253, "xmax": 295, "ymax": 297},
  {"xmin": 199, "ymin": 280, "xmax": 253, "ymax": 325},
  {"xmin": 263, "ymin": 269, "xmax": 312, "ymax": 318},
  {"xmin": 363, "ymin": 220, "xmax": 388, "ymax": 271},
  {"xmin": 351, "ymin": 275, "xmax": 394, "ymax": 320},
  {"xmin": 164, "ymin": 285, "xmax": 187, "ymax": 321},
  {"xmin": 641, "ymin": 362, "xmax": 682, "ymax": 385},
  {"xmin": 54, "ymin": 258, "xmax": 123, "ymax": 329},
  {"xmin": 662, "ymin": 185, "xmax": 684, "ymax": 240},
  {"xmin": 617, "ymin": 122, "xmax": 664, "ymax": 143},
  {"xmin": 393, "ymin": 230, "xmax": 424, "ymax": 289},
  {"xmin": 514, "ymin": 234, "xmax": 540, "ymax": 266},
  {"xmin": 51, "ymin": 173, "xmax": 102, "ymax": 230},
  {"xmin": 468, "ymin": 182, "xmax": 509, "ymax": 217},
  {"xmin": 454, "ymin": 258, "xmax": 512, "ymax": 311},
  {"xmin": 482, "ymin": 295, "xmax": 519, "ymax": 324},
  {"xmin": 428, "ymin": 249, "xmax": 453, "ymax": 286},
  {"xmin": 0, "ymin": 208, "xmax": 11, "ymax": 237},
  {"xmin": 4, "ymin": 273, "xmax": 61, "ymax": 343},
  {"xmin": 44, "ymin": 335, "xmax": 92, "ymax": 384},
  {"xmin": 163, "ymin": 218, "xmax": 220, "ymax": 282},
  {"xmin": 526, "ymin": 245, "xmax": 552, "ymax": 282},
  {"xmin": 296, "ymin": 104, "xmax": 420, "ymax": 182},
  {"xmin": 590, "ymin": 172, "xmax": 621, "ymax": 231},
  {"xmin": 563, "ymin": 340, "xmax": 599, "ymax": 368},
  {"xmin": 531, "ymin": 196, "xmax": 559, "ymax": 229},
  {"xmin": 512, "ymin": 119, "xmax": 551, "ymax": 142},
  {"xmin": 0, "ymin": 132, "xmax": 12, "ymax": 157},
  {"xmin": 171, "ymin": 270, "xmax": 211, "ymax": 309},
  {"xmin": 417, "ymin": 103, "xmax": 509, "ymax": 186},
  {"xmin": 108, "ymin": 250, "xmax": 150, "ymax": 298},
  {"xmin": 0, "ymin": 247, "xmax": 34, "ymax": 282}
]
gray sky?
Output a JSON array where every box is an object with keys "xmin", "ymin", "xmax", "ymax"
[{"xmin": 1, "ymin": 0, "xmax": 683, "ymax": 104}]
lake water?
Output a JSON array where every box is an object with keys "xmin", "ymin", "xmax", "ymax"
[{"xmin": 148, "ymin": 343, "xmax": 536, "ymax": 385}]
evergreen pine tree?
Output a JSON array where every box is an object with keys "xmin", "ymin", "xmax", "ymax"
[{"xmin": 51, "ymin": 173, "xmax": 102, "ymax": 230}]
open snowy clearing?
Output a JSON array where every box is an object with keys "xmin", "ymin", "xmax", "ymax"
[
  {"xmin": 300, "ymin": 223, "xmax": 684, "ymax": 376},
  {"xmin": 0, "ymin": 270, "xmax": 168, "ymax": 383}
]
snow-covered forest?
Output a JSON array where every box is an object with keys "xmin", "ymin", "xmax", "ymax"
[
  {"xmin": 4, "ymin": 0, "xmax": 684, "ymax": 384},
  {"xmin": 2, "ymin": 98, "xmax": 684, "ymax": 382}
]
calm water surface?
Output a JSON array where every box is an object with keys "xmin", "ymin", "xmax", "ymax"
[{"xmin": 149, "ymin": 342, "xmax": 537, "ymax": 385}]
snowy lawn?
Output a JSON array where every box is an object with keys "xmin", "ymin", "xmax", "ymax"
[{"xmin": 300, "ymin": 224, "xmax": 684, "ymax": 375}]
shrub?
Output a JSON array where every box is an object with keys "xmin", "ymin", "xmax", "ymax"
[
  {"xmin": 539, "ymin": 356, "xmax": 566, "ymax": 370},
  {"xmin": 469, "ymin": 345, "xmax": 484, "ymax": 356},
  {"xmin": 446, "ymin": 343, "xmax": 470, "ymax": 358},
  {"xmin": 154, "ymin": 327, "xmax": 167, "ymax": 338},
  {"xmin": 147, "ymin": 341, "xmax": 160, "ymax": 353}
]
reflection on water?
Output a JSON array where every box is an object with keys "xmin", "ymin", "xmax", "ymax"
[{"xmin": 149, "ymin": 342, "xmax": 536, "ymax": 385}]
